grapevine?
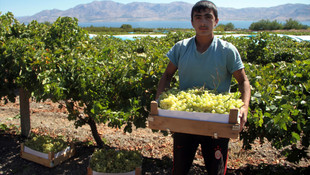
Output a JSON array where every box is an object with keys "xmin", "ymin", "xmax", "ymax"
[
  {"xmin": 159, "ymin": 88, "xmax": 244, "ymax": 114},
  {"xmin": 1, "ymin": 12, "xmax": 309, "ymax": 162}
]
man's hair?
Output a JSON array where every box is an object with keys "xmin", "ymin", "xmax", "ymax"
[{"xmin": 191, "ymin": 1, "xmax": 218, "ymax": 21}]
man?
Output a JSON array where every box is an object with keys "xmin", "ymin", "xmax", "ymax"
[{"xmin": 155, "ymin": 1, "xmax": 251, "ymax": 175}]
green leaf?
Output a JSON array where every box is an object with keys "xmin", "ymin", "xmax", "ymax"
[
  {"xmin": 291, "ymin": 132, "xmax": 300, "ymax": 141},
  {"xmin": 295, "ymin": 73, "xmax": 302, "ymax": 78}
]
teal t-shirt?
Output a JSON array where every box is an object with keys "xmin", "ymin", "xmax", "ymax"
[{"xmin": 167, "ymin": 36, "xmax": 244, "ymax": 93}]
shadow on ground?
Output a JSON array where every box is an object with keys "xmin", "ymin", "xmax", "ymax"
[{"xmin": 0, "ymin": 132, "xmax": 309, "ymax": 175}]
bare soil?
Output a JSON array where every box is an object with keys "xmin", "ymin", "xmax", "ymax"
[{"xmin": 0, "ymin": 98, "xmax": 309, "ymax": 175}]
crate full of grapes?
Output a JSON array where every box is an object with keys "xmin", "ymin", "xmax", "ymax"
[
  {"xmin": 87, "ymin": 149, "xmax": 142, "ymax": 175},
  {"xmin": 148, "ymin": 89, "xmax": 243, "ymax": 139},
  {"xmin": 20, "ymin": 135, "xmax": 75, "ymax": 168}
]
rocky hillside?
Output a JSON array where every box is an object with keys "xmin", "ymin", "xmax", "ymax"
[{"xmin": 17, "ymin": 1, "xmax": 310, "ymax": 23}]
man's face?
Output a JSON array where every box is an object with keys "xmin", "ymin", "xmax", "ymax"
[{"xmin": 191, "ymin": 8, "xmax": 219, "ymax": 37}]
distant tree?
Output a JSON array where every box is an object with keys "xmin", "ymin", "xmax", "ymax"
[
  {"xmin": 42, "ymin": 21, "xmax": 52, "ymax": 26},
  {"xmin": 249, "ymin": 19, "xmax": 283, "ymax": 30},
  {"xmin": 225, "ymin": 22, "xmax": 235, "ymax": 31},
  {"xmin": 249, "ymin": 20, "xmax": 264, "ymax": 30},
  {"xmin": 284, "ymin": 18, "xmax": 307, "ymax": 30},
  {"xmin": 215, "ymin": 24, "xmax": 225, "ymax": 31},
  {"xmin": 250, "ymin": 19, "xmax": 309, "ymax": 30},
  {"xmin": 215, "ymin": 23, "xmax": 234, "ymax": 31},
  {"xmin": 269, "ymin": 20, "xmax": 283, "ymax": 30},
  {"xmin": 120, "ymin": 24, "xmax": 132, "ymax": 29}
]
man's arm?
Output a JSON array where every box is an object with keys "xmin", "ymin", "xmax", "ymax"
[
  {"xmin": 155, "ymin": 61, "xmax": 178, "ymax": 100},
  {"xmin": 233, "ymin": 68, "xmax": 251, "ymax": 131}
]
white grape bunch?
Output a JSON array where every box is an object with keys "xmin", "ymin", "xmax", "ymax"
[
  {"xmin": 24, "ymin": 135, "xmax": 68, "ymax": 153},
  {"xmin": 90, "ymin": 149, "xmax": 142, "ymax": 173},
  {"xmin": 159, "ymin": 88, "xmax": 244, "ymax": 114}
]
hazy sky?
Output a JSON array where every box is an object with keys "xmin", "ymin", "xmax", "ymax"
[{"xmin": 1, "ymin": 0, "xmax": 310, "ymax": 17}]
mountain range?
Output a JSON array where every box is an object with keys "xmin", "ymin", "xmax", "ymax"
[{"xmin": 17, "ymin": 0, "xmax": 310, "ymax": 23}]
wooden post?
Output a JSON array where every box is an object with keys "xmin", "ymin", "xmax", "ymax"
[
  {"xmin": 87, "ymin": 167, "xmax": 93, "ymax": 175},
  {"xmin": 135, "ymin": 167, "xmax": 142, "ymax": 175},
  {"xmin": 229, "ymin": 108, "xmax": 240, "ymax": 131},
  {"xmin": 229, "ymin": 108, "xmax": 239, "ymax": 124},
  {"xmin": 150, "ymin": 101, "xmax": 158, "ymax": 115},
  {"xmin": 19, "ymin": 88, "xmax": 31, "ymax": 138},
  {"xmin": 20, "ymin": 143, "xmax": 24, "ymax": 155}
]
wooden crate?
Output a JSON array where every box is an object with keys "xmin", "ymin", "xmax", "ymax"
[
  {"xmin": 87, "ymin": 167, "xmax": 142, "ymax": 175},
  {"xmin": 20, "ymin": 143, "xmax": 75, "ymax": 168},
  {"xmin": 148, "ymin": 101, "xmax": 240, "ymax": 139}
]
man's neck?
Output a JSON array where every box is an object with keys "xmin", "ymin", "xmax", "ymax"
[{"xmin": 195, "ymin": 34, "xmax": 214, "ymax": 53}]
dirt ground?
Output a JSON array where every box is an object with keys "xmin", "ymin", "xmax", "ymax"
[{"xmin": 0, "ymin": 98, "xmax": 309, "ymax": 175}]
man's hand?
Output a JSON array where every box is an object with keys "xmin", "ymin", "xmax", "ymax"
[
  {"xmin": 239, "ymin": 105, "xmax": 248, "ymax": 132},
  {"xmin": 233, "ymin": 69, "xmax": 251, "ymax": 132}
]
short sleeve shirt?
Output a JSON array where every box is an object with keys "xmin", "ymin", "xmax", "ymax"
[{"xmin": 166, "ymin": 36, "xmax": 244, "ymax": 93}]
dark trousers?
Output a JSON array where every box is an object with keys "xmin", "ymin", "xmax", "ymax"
[{"xmin": 172, "ymin": 133, "xmax": 229, "ymax": 175}]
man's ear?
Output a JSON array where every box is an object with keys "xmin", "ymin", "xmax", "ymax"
[{"xmin": 214, "ymin": 18, "xmax": 219, "ymax": 27}]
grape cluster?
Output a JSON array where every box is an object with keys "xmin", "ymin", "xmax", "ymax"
[
  {"xmin": 90, "ymin": 149, "xmax": 142, "ymax": 173},
  {"xmin": 24, "ymin": 135, "xmax": 68, "ymax": 153},
  {"xmin": 159, "ymin": 88, "xmax": 244, "ymax": 114}
]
